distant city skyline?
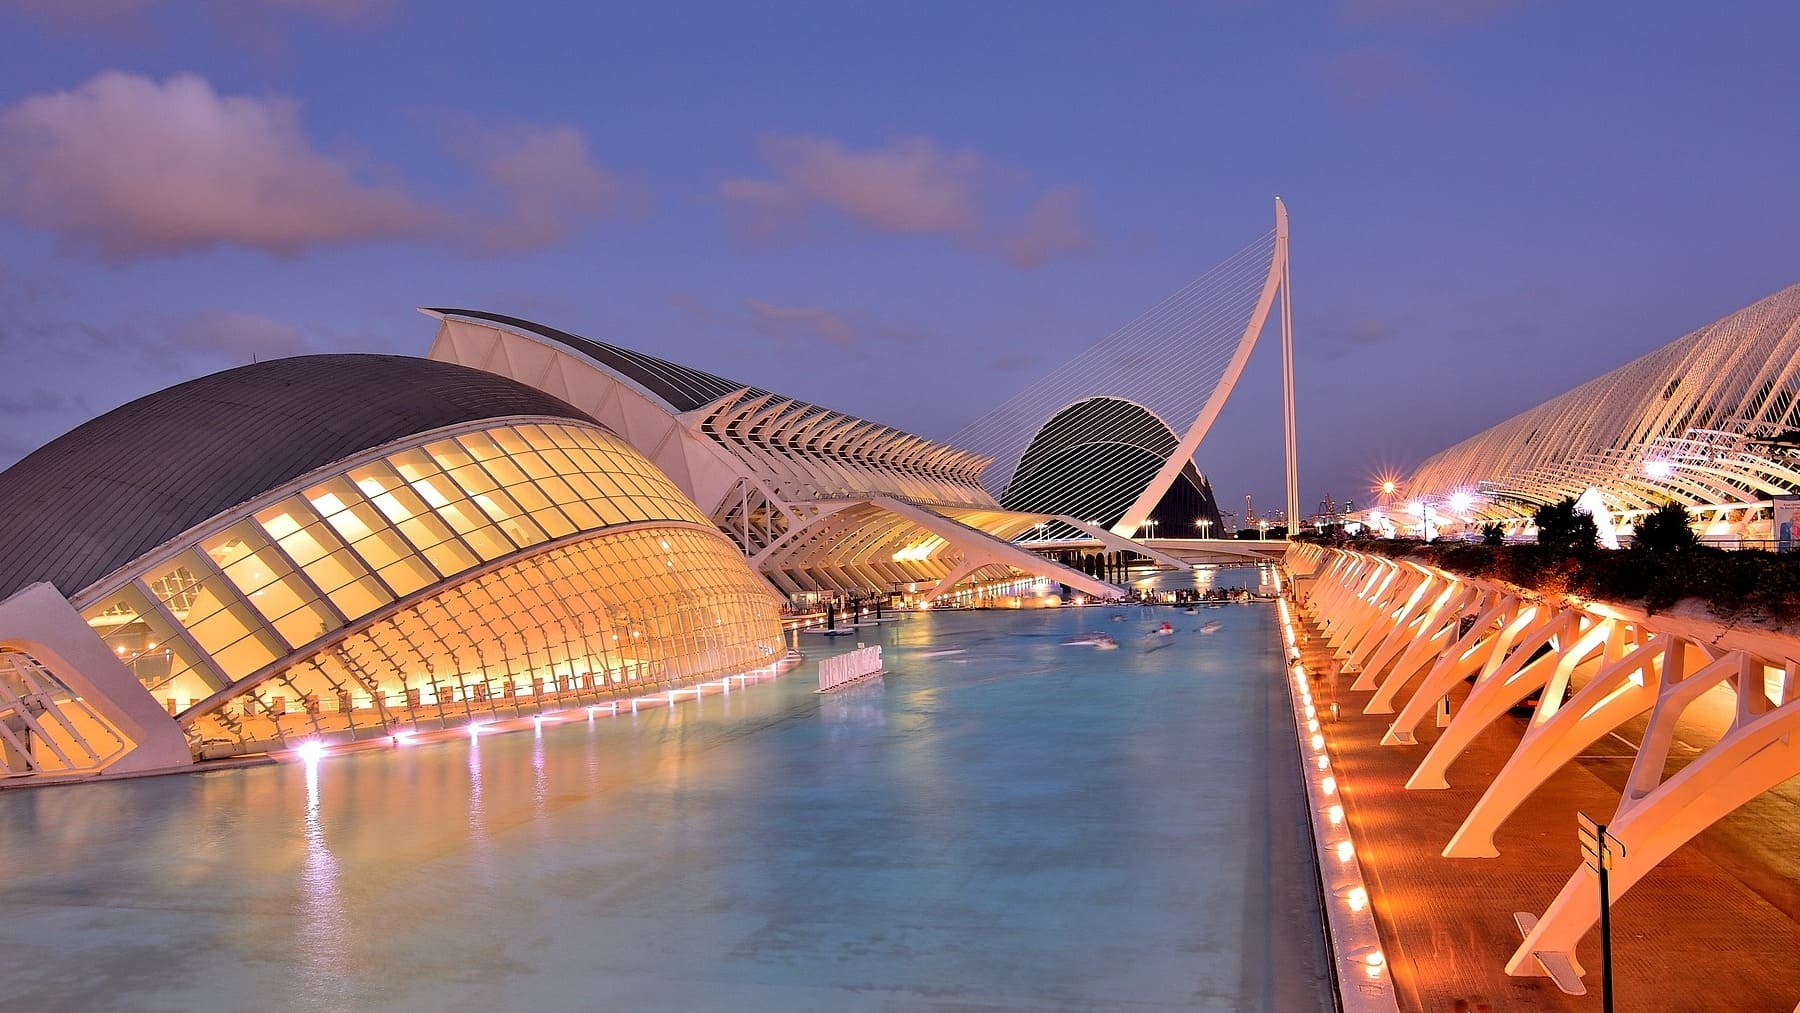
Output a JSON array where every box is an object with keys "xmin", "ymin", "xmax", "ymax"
[{"xmin": 2, "ymin": 1, "xmax": 1798, "ymax": 514}]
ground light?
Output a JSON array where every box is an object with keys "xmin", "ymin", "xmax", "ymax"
[
  {"xmin": 275, "ymin": 655, "xmax": 800, "ymax": 767},
  {"xmin": 1276, "ymin": 592, "xmax": 1396, "ymax": 1010}
]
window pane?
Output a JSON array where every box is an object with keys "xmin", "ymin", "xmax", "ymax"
[
  {"xmin": 481, "ymin": 455, "xmax": 527, "ymax": 486},
  {"xmin": 449, "ymin": 463, "xmax": 497, "ymax": 495},
  {"xmin": 462, "ymin": 526, "xmax": 514, "ymax": 561},
  {"xmin": 508, "ymin": 481, "xmax": 552, "ymax": 513},
  {"xmin": 498, "ymin": 512, "xmax": 549, "ymax": 547},
  {"xmin": 388, "ymin": 448, "xmax": 439, "ymax": 483},
  {"xmin": 456, "ymin": 431, "xmax": 504, "ymax": 462},
  {"xmin": 422, "ymin": 540, "xmax": 478, "ymax": 577},
  {"xmin": 471, "ymin": 488, "xmax": 524, "ymax": 523},
  {"xmin": 187, "ymin": 599, "xmax": 260, "ymax": 655},
  {"xmin": 302, "ymin": 547, "xmax": 367, "ymax": 594},
  {"xmin": 327, "ymin": 574, "xmax": 392, "ymax": 621},
  {"xmin": 211, "ymin": 631, "xmax": 281, "ymax": 682},
  {"xmin": 378, "ymin": 555, "xmax": 435, "ymax": 597},
  {"xmin": 271, "ymin": 598, "xmax": 336, "ymax": 648},
  {"xmin": 396, "ymin": 512, "xmax": 455, "ymax": 551},
  {"xmin": 561, "ymin": 501, "xmax": 601, "ymax": 529},
  {"xmin": 529, "ymin": 507, "xmax": 576, "ymax": 539},
  {"xmin": 425, "ymin": 439, "xmax": 476, "ymax": 472}
]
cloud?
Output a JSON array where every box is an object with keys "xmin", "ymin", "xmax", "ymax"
[
  {"xmin": 744, "ymin": 299, "xmax": 859, "ymax": 348},
  {"xmin": 1002, "ymin": 186, "xmax": 1091, "ymax": 269},
  {"xmin": 0, "ymin": 387, "xmax": 85, "ymax": 415},
  {"xmin": 722, "ymin": 133, "xmax": 1093, "ymax": 267},
  {"xmin": 445, "ymin": 121, "xmax": 634, "ymax": 253},
  {"xmin": 672, "ymin": 291, "xmax": 927, "ymax": 352},
  {"xmin": 1322, "ymin": 48, "xmax": 1455, "ymax": 115},
  {"xmin": 0, "ymin": 72, "xmax": 437, "ymax": 258},
  {"xmin": 0, "ymin": 72, "xmax": 631, "ymax": 260},
  {"xmin": 159, "ymin": 308, "xmax": 312, "ymax": 359},
  {"xmin": 28, "ymin": 307, "xmax": 317, "ymax": 370}
]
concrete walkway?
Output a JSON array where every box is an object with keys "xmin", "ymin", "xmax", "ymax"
[{"xmin": 1292, "ymin": 608, "xmax": 1800, "ymax": 1012}]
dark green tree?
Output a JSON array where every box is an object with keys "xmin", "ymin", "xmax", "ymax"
[
  {"xmin": 1633, "ymin": 502, "xmax": 1698, "ymax": 553},
  {"xmin": 1534, "ymin": 497, "xmax": 1597, "ymax": 554},
  {"xmin": 1480, "ymin": 522, "xmax": 1505, "ymax": 545}
]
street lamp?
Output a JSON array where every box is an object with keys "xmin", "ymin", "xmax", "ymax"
[
  {"xmin": 1259, "ymin": 519, "xmax": 1269, "ymax": 540},
  {"xmin": 1197, "ymin": 518, "xmax": 1213, "ymax": 539}
]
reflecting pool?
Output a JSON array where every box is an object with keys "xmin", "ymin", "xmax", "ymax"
[{"xmin": 0, "ymin": 600, "xmax": 1330, "ymax": 1012}]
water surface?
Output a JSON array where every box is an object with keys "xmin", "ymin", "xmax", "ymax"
[{"xmin": 0, "ymin": 602, "xmax": 1330, "ymax": 1012}]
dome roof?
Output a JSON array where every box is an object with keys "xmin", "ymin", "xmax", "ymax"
[
  {"xmin": 1001, "ymin": 396, "xmax": 1214, "ymax": 529},
  {"xmin": 0, "ymin": 353, "xmax": 595, "ymax": 602}
]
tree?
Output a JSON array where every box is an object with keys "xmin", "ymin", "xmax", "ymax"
[
  {"xmin": 1535, "ymin": 497, "xmax": 1597, "ymax": 554},
  {"xmin": 1481, "ymin": 522, "xmax": 1505, "ymax": 546},
  {"xmin": 1633, "ymin": 502, "xmax": 1698, "ymax": 553}
]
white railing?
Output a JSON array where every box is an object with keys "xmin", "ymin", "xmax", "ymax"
[{"xmin": 818, "ymin": 645, "xmax": 882, "ymax": 692}]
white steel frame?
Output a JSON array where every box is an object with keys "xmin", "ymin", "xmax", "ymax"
[{"xmin": 1290, "ymin": 542, "xmax": 1800, "ymax": 994}]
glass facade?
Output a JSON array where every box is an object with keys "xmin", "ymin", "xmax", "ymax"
[{"xmin": 76, "ymin": 420, "xmax": 782, "ymax": 756}]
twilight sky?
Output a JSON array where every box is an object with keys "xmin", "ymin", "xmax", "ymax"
[{"xmin": 2, "ymin": 1, "xmax": 1797, "ymax": 522}]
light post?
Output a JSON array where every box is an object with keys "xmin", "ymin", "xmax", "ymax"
[
  {"xmin": 1259, "ymin": 520, "xmax": 1269, "ymax": 540},
  {"xmin": 1197, "ymin": 518, "xmax": 1212, "ymax": 539}
]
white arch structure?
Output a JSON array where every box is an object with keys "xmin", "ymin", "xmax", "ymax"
[
  {"xmin": 952, "ymin": 198, "xmax": 1298, "ymax": 538},
  {"xmin": 1401, "ymin": 281, "xmax": 1800, "ymax": 529},
  {"xmin": 1289, "ymin": 542, "xmax": 1800, "ymax": 995}
]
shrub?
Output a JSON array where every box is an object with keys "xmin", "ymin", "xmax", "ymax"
[
  {"xmin": 1633, "ymin": 502, "xmax": 1699, "ymax": 553},
  {"xmin": 1534, "ymin": 497, "xmax": 1597, "ymax": 555},
  {"xmin": 1481, "ymin": 522, "xmax": 1505, "ymax": 546},
  {"xmin": 1338, "ymin": 534, "xmax": 1796, "ymax": 625}
]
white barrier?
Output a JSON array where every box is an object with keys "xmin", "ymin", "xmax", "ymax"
[{"xmin": 818, "ymin": 645, "xmax": 883, "ymax": 692}]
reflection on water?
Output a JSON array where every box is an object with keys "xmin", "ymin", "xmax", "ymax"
[
  {"xmin": 0, "ymin": 597, "xmax": 1327, "ymax": 1012},
  {"xmin": 299, "ymin": 753, "xmax": 347, "ymax": 1005}
]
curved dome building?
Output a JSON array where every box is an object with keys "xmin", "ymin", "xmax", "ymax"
[
  {"xmin": 0, "ymin": 354, "xmax": 782, "ymax": 779},
  {"xmin": 999, "ymin": 397, "xmax": 1223, "ymax": 536}
]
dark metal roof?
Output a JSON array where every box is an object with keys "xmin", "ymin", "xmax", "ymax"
[
  {"xmin": 0, "ymin": 354, "xmax": 596, "ymax": 603},
  {"xmin": 430, "ymin": 308, "xmax": 759, "ymax": 412}
]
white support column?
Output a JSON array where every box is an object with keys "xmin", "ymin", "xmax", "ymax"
[
  {"xmin": 0, "ymin": 582, "xmax": 192, "ymax": 776},
  {"xmin": 1509, "ymin": 650, "xmax": 1800, "ymax": 987}
]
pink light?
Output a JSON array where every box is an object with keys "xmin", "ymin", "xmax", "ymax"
[{"xmin": 296, "ymin": 739, "xmax": 326, "ymax": 763}]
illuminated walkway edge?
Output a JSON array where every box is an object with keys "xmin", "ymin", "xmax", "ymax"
[{"xmin": 1275, "ymin": 573, "xmax": 1400, "ymax": 1011}]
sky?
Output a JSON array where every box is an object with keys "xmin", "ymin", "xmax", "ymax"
[{"xmin": 2, "ymin": 0, "xmax": 1798, "ymax": 524}]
